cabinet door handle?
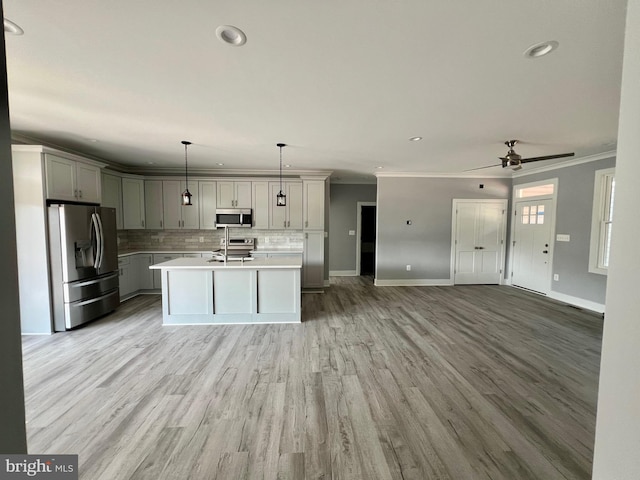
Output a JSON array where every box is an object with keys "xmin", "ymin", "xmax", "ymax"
[
  {"xmin": 305, "ymin": 220, "xmax": 308, "ymax": 228},
  {"xmin": 79, "ymin": 190, "xmax": 83, "ymax": 198},
  {"xmin": 160, "ymin": 220, "xmax": 163, "ymax": 228},
  {"xmin": 141, "ymin": 219, "xmax": 145, "ymax": 227}
]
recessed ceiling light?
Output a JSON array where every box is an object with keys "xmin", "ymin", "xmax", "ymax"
[
  {"xmin": 285, "ymin": 164, "xmax": 291, "ymax": 168},
  {"xmin": 409, "ymin": 136, "xmax": 423, "ymax": 142},
  {"xmin": 524, "ymin": 40, "xmax": 559, "ymax": 58},
  {"xmin": 87, "ymin": 139, "xmax": 99, "ymax": 143},
  {"xmin": 4, "ymin": 18, "xmax": 24, "ymax": 35},
  {"xmin": 216, "ymin": 163, "xmax": 224, "ymax": 166},
  {"xmin": 216, "ymin": 25, "xmax": 247, "ymax": 46},
  {"xmin": 376, "ymin": 166, "xmax": 384, "ymax": 169},
  {"xmin": 147, "ymin": 161, "xmax": 155, "ymax": 165}
]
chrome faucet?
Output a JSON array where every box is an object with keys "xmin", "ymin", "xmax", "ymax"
[{"xmin": 223, "ymin": 225, "xmax": 230, "ymax": 263}]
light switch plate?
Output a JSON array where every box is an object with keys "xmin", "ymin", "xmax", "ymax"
[
  {"xmin": 348, "ymin": 230, "xmax": 355, "ymax": 236},
  {"xmin": 556, "ymin": 234, "xmax": 571, "ymax": 242}
]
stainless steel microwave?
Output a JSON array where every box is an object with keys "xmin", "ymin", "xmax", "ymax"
[{"xmin": 215, "ymin": 208, "xmax": 252, "ymax": 228}]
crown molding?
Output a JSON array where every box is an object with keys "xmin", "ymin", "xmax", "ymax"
[
  {"xmin": 374, "ymin": 171, "xmax": 510, "ymax": 179},
  {"xmin": 11, "ymin": 144, "xmax": 107, "ymax": 168}
]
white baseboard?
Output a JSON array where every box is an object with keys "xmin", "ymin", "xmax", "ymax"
[
  {"xmin": 329, "ymin": 270, "xmax": 357, "ymax": 276},
  {"xmin": 374, "ymin": 278, "xmax": 453, "ymax": 287},
  {"xmin": 547, "ymin": 291, "xmax": 606, "ymax": 314}
]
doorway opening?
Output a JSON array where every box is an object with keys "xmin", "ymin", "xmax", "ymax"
[{"xmin": 356, "ymin": 202, "xmax": 376, "ymax": 276}]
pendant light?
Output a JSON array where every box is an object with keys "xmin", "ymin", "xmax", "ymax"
[
  {"xmin": 181, "ymin": 140, "xmax": 193, "ymax": 206},
  {"xmin": 276, "ymin": 143, "xmax": 287, "ymax": 207}
]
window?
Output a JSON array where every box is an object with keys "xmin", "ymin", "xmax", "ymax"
[
  {"xmin": 516, "ymin": 183, "xmax": 555, "ymax": 199},
  {"xmin": 521, "ymin": 204, "xmax": 546, "ymax": 225},
  {"xmin": 589, "ymin": 168, "xmax": 615, "ymax": 275}
]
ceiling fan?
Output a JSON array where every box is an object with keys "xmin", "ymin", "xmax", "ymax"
[{"xmin": 467, "ymin": 140, "xmax": 575, "ymax": 171}]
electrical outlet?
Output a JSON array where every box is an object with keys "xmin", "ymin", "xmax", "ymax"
[
  {"xmin": 199, "ymin": 236, "xmax": 205, "ymax": 243},
  {"xmin": 406, "ymin": 265, "xmax": 411, "ymax": 271},
  {"xmin": 553, "ymin": 274, "xmax": 559, "ymax": 281}
]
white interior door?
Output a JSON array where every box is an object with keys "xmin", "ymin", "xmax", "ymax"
[
  {"xmin": 511, "ymin": 199, "xmax": 553, "ymax": 293},
  {"xmin": 454, "ymin": 200, "xmax": 506, "ymax": 284}
]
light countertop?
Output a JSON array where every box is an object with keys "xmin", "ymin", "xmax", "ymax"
[
  {"xmin": 150, "ymin": 256, "xmax": 302, "ymax": 270},
  {"xmin": 250, "ymin": 248, "xmax": 303, "ymax": 254},
  {"xmin": 118, "ymin": 250, "xmax": 213, "ymax": 257}
]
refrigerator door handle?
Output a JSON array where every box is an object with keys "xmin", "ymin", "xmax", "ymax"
[
  {"xmin": 71, "ymin": 272, "xmax": 119, "ymax": 288},
  {"xmin": 91, "ymin": 213, "xmax": 102, "ymax": 269},
  {"xmin": 96, "ymin": 213, "xmax": 105, "ymax": 269},
  {"xmin": 73, "ymin": 289, "xmax": 118, "ymax": 307}
]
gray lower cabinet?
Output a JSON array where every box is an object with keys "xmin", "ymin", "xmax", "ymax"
[
  {"xmin": 118, "ymin": 256, "xmax": 136, "ymax": 299},
  {"xmin": 136, "ymin": 254, "xmax": 155, "ymax": 290}
]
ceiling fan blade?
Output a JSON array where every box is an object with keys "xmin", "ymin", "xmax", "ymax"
[
  {"xmin": 464, "ymin": 163, "xmax": 502, "ymax": 172},
  {"xmin": 520, "ymin": 152, "xmax": 575, "ymax": 163}
]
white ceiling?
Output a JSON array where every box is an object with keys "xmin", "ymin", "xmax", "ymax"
[{"xmin": 3, "ymin": 1, "xmax": 627, "ymax": 182}]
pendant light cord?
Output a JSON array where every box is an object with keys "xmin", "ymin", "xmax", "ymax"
[
  {"xmin": 184, "ymin": 142, "xmax": 189, "ymax": 190},
  {"xmin": 182, "ymin": 140, "xmax": 192, "ymax": 191},
  {"xmin": 279, "ymin": 145, "xmax": 283, "ymax": 193}
]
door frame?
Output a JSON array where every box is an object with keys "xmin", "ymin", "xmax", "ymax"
[
  {"xmin": 508, "ymin": 178, "xmax": 559, "ymax": 294},
  {"xmin": 450, "ymin": 199, "xmax": 508, "ymax": 285},
  {"xmin": 356, "ymin": 201, "xmax": 376, "ymax": 276}
]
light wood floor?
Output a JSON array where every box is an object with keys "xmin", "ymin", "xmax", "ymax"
[{"xmin": 21, "ymin": 278, "xmax": 603, "ymax": 479}]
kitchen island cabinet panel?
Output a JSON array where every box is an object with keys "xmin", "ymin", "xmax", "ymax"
[
  {"xmin": 213, "ymin": 270, "xmax": 255, "ymax": 314},
  {"xmin": 258, "ymin": 270, "xmax": 299, "ymax": 313},
  {"xmin": 166, "ymin": 270, "xmax": 213, "ymax": 315}
]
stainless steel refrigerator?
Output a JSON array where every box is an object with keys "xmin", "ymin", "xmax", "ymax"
[{"xmin": 48, "ymin": 204, "xmax": 120, "ymax": 331}]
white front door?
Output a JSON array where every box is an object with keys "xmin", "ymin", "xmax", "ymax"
[
  {"xmin": 511, "ymin": 199, "xmax": 553, "ymax": 293},
  {"xmin": 454, "ymin": 200, "xmax": 507, "ymax": 284}
]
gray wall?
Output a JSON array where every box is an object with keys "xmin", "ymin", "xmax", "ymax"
[
  {"xmin": 376, "ymin": 176, "xmax": 511, "ymax": 280},
  {"xmin": 329, "ymin": 183, "xmax": 377, "ymax": 272},
  {"xmin": 0, "ymin": 1, "xmax": 28, "ymax": 452},
  {"xmin": 513, "ymin": 157, "xmax": 615, "ymax": 305}
]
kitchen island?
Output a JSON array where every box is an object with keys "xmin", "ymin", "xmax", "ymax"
[{"xmin": 150, "ymin": 256, "xmax": 301, "ymax": 325}]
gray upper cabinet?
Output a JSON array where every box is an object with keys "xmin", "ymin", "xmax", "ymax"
[
  {"xmin": 303, "ymin": 179, "xmax": 325, "ymax": 230},
  {"xmin": 101, "ymin": 172, "xmax": 123, "ymax": 229},
  {"xmin": 45, "ymin": 154, "xmax": 102, "ymax": 204},
  {"xmin": 217, "ymin": 181, "xmax": 252, "ymax": 208},
  {"xmin": 144, "ymin": 180, "xmax": 164, "ymax": 229},
  {"xmin": 162, "ymin": 180, "xmax": 199, "ymax": 229},
  {"xmin": 122, "ymin": 177, "xmax": 146, "ymax": 229},
  {"xmin": 269, "ymin": 181, "xmax": 303, "ymax": 230},
  {"xmin": 252, "ymin": 182, "xmax": 270, "ymax": 229},
  {"xmin": 199, "ymin": 181, "xmax": 217, "ymax": 230}
]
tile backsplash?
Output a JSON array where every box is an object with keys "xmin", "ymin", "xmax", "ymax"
[{"xmin": 118, "ymin": 229, "xmax": 304, "ymax": 252}]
